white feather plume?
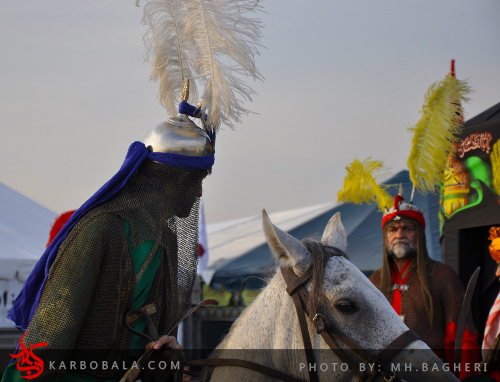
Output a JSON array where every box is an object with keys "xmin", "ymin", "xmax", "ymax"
[
  {"xmin": 137, "ymin": 0, "xmax": 264, "ymax": 130},
  {"xmin": 141, "ymin": 0, "xmax": 199, "ymax": 117},
  {"xmin": 183, "ymin": 0, "xmax": 264, "ymax": 130}
]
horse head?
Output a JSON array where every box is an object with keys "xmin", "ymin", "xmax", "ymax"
[{"xmin": 206, "ymin": 210, "xmax": 459, "ymax": 382}]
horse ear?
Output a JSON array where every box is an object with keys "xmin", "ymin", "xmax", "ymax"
[
  {"xmin": 321, "ymin": 212, "xmax": 347, "ymax": 252},
  {"xmin": 262, "ymin": 209, "xmax": 310, "ymax": 271}
]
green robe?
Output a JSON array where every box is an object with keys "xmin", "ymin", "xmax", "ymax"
[{"xmin": 2, "ymin": 219, "xmax": 161, "ymax": 382}]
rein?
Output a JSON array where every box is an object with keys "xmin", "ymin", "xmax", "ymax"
[
  {"xmin": 280, "ymin": 266, "xmax": 419, "ymax": 382},
  {"xmin": 191, "ymin": 265, "xmax": 420, "ymax": 382}
]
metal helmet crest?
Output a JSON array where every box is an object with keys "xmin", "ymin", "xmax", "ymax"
[{"xmin": 143, "ymin": 80, "xmax": 214, "ymax": 156}]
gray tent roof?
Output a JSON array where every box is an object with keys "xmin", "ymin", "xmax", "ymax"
[
  {"xmin": 0, "ymin": 182, "xmax": 56, "ymax": 281},
  {"xmin": 208, "ymin": 170, "xmax": 440, "ymax": 290}
]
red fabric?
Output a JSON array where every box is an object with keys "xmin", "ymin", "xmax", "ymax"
[
  {"xmin": 198, "ymin": 243, "xmax": 205, "ymax": 257},
  {"xmin": 488, "ymin": 371, "xmax": 500, "ymax": 381},
  {"xmin": 46, "ymin": 210, "xmax": 76, "ymax": 248},
  {"xmin": 382, "ymin": 194, "xmax": 426, "ymax": 229},
  {"xmin": 484, "ymin": 292, "xmax": 500, "ymax": 354},
  {"xmin": 382, "ymin": 209, "xmax": 426, "ymax": 229},
  {"xmin": 393, "ymin": 194, "xmax": 404, "ymax": 210},
  {"xmin": 390, "ymin": 258, "xmax": 415, "ymax": 315},
  {"xmin": 444, "ymin": 321, "xmax": 481, "ymax": 379}
]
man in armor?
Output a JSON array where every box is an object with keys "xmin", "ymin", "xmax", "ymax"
[
  {"xmin": 369, "ymin": 194, "xmax": 480, "ymax": 379},
  {"xmin": 2, "ymin": 114, "xmax": 214, "ymax": 382}
]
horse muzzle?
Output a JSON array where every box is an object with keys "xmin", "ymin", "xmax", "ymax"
[{"xmin": 388, "ymin": 341, "xmax": 460, "ymax": 382}]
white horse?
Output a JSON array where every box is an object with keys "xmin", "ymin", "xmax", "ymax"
[{"xmin": 199, "ymin": 210, "xmax": 460, "ymax": 382}]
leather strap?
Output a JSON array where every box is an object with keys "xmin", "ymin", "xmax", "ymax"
[
  {"xmin": 282, "ymin": 267, "xmax": 319, "ymax": 382},
  {"xmin": 126, "ymin": 303, "xmax": 157, "ymax": 325},
  {"xmin": 185, "ymin": 265, "xmax": 420, "ymax": 382},
  {"xmin": 369, "ymin": 330, "xmax": 420, "ymax": 367},
  {"xmin": 189, "ymin": 358, "xmax": 306, "ymax": 382},
  {"xmin": 123, "ymin": 309, "xmax": 185, "ymax": 382},
  {"xmin": 282, "ymin": 267, "xmax": 370, "ymax": 380},
  {"xmin": 365, "ymin": 330, "xmax": 420, "ymax": 381},
  {"xmin": 284, "ymin": 267, "xmax": 313, "ymax": 296},
  {"xmin": 280, "ymin": 266, "xmax": 419, "ymax": 382},
  {"xmin": 316, "ymin": 330, "xmax": 370, "ymax": 380},
  {"xmin": 124, "ymin": 309, "xmax": 160, "ymax": 342},
  {"xmin": 291, "ymin": 292, "xmax": 320, "ymax": 382}
]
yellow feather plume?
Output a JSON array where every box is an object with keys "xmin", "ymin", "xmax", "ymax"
[
  {"xmin": 407, "ymin": 74, "xmax": 471, "ymax": 193},
  {"xmin": 491, "ymin": 140, "xmax": 500, "ymax": 197},
  {"xmin": 337, "ymin": 158, "xmax": 393, "ymax": 211}
]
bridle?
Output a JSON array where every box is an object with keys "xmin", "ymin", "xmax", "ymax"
[
  {"xmin": 278, "ymin": 265, "xmax": 419, "ymax": 382},
  {"xmin": 190, "ymin": 262, "xmax": 420, "ymax": 382}
]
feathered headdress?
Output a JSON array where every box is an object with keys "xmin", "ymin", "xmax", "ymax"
[
  {"xmin": 491, "ymin": 140, "xmax": 500, "ymax": 198},
  {"xmin": 407, "ymin": 60, "xmax": 471, "ymax": 198},
  {"xmin": 138, "ymin": 0, "xmax": 264, "ymax": 131},
  {"xmin": 337, "ymin": 158, "xmax": 394, "ymax": 211}
]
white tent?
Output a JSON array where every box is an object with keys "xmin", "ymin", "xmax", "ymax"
[
  {"xmin": 202, "ymin": 202, "xmax": 336, "ymax": 284},
  {"xmin": 0, "ymin": 182, "xmax": 56, "ymax": 327},
  {"xmin": 202, "ymin": 171, "xmax": 441, "ymax": 291}
]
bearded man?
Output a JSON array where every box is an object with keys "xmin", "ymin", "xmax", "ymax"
[{"xmin": 369, "ymin": 194, "xmax": 480, "ymax": 379}]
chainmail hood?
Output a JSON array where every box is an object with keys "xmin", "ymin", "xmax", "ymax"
[{"xmin": 21, "ymin": 159, "xmax": 209, "ymax": 380}]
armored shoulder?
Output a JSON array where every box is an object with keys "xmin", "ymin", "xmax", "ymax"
[
  {"xmin": 56, "ymin": 212, "xmax": 123, "ymax": 249},
  {"xmin": 431, "ymin": 261, "xmax": 465, "ymax": 292},
  {"xmin": 47, "ymin": 212, "xmax": 125, "ymax": 281}
]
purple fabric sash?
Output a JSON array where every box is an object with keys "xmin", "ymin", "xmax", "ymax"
[{"xmin": 8, "ymin": 141, "xmax": 214, "ymax": 330}]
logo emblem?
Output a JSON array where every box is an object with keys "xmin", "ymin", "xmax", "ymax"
[{"xmin": 10, "ymin": 331, "xmax": 48, "ymax": 379}]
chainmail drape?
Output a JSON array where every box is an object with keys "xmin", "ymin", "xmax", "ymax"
[{"xmin": 20, "ymin": 160, "xmax": 208, "ymax": 380}]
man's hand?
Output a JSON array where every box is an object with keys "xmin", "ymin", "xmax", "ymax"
[
  {"xmin": 145, "ymin": 335, "xmax": 186, "ymax": 381},
  {"xmin": 145, "ymin": 335, "xmax": 182, "ymax": 350}
]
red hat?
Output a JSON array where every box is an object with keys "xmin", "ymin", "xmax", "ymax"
[
  {"xmin": 382, "ymin": 194, "xmax": 425, "ymax": 229},
  {"xmin": 46, "ymin": 210, "xmax": 76, "ymax": 248}
]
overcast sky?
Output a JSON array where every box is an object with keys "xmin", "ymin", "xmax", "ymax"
[{"xmin": 1, "ymin": 0, "xmax": 499, "ymax": 224}]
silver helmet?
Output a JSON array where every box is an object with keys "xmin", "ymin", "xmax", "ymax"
[
  {"xmin": 143, "ymin": 115, "xmax": 213, "ymax": 156},
  {"xmin": 143, "ymin": 80, "xmax": 214, "ymax": 156}
]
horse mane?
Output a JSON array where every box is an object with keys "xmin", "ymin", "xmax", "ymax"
[{"xmin": 301, "ymin": 238, "xmax": 348, "ymax": 318}]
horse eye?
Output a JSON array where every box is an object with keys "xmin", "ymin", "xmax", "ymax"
[{"xmin": 335, "ymin": 301, "xmax": 356, "ymax": 313}]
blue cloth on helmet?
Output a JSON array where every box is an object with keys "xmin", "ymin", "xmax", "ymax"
[
  {"xmin": 179, "ymin": 100, "xmax": 202, "ymax": 118},
  {"xmin": 8, "ymin": 141, "xmax": 214, "ymax": 330},
  {"xmin": 152, "ymin": 151, "xmax": 215, "ymax": 170},
  {"xmin": 178, "ymin": 101, "xmax": 216, "ymax": 145}
]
